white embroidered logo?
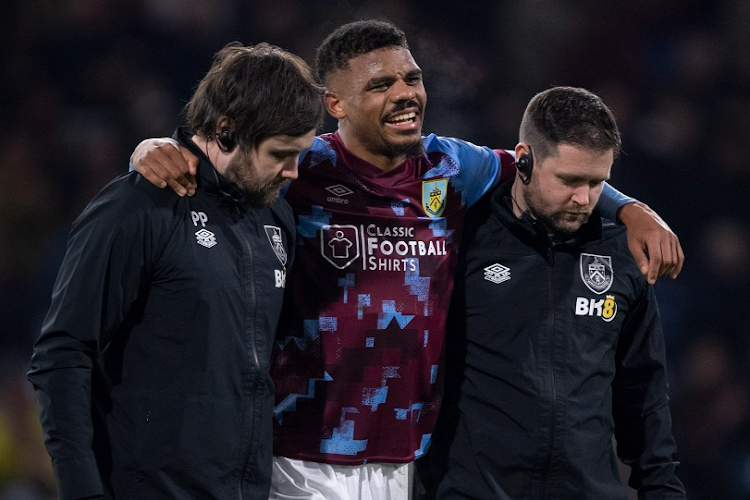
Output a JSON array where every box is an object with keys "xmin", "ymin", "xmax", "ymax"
[
  {"xmin": 264, "ymin": 225, "xmax": 288, "ymax": 266},
  {"xmin": 191, "ymin": 211, "xmax": 217, "ymax": 248},
  {"xmin": 580, "ymin": 253, "xmax": 613, "ymax": 294},
  {"xmin": 321, "ymin": 224, "xmax": 360, "ymax": 269},
  {"xmin": 195, "ymin": 229, "xmax": 217, "ymax": 248},
  {"xmin": 484, "ymin": 263, "xmax": 511, "ymax": 284}
]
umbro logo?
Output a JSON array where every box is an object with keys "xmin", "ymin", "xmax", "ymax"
[
  {"xmin": 192, "ymin": 211, "xmax": 217, "ymax": 248},
  {"xmin": 484, "ymin": 263, "xmax": 511, "ymax": 284},
  {"xmin": 326, "ymin": 184, "xmax": 353, "ymax": 205},
  {"xmin": 196, "ymin": 228, "xmax": 217, "ymax": 248},
  {"xmin": 326, "ymin": 184, "xmax": 353, "ymax": 197}
]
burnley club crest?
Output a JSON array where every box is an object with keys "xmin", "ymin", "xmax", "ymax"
[
  {"xmin": 422, "ymin": 178, "xmax": 448, "ymax": 218},
  {"xmin": 580, "ymin": 253, "xmax": 613, "ymax": 294},
  {"xmin": 264, "ymin": 225, "xmax": 288, "ymax": 266}
]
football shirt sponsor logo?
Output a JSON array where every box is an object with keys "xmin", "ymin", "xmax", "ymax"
[
  {"xmin": 319, "ymin": 223, "xmax": 447, "ymax": 271},
  {"xmin": 321, "ymin": 225, "xmax": 360, "ymax": 269}
]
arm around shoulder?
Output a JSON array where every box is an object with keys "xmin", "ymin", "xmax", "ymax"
[
  {"xmin": 130, "ymin": 137, "xmax": 199, "ymax": 197},
  {"xmin": 597, "ymin": 182, "xmax": 684, "ymax": 284},
  {"xmin": 617, "ymin": 200, "xmax": 684, "ymax": 284}
]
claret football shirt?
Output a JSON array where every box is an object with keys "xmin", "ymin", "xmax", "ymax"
[{"xmin": 270, "ymin": 131, "xmax": 515, "ymax": 465}]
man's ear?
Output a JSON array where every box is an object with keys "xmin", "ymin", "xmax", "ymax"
[
  {"xmin": 514, "ymin": 142, "xmax": 530, "ymax": 158},
  {"xmin": 215, "ymin": 117, "xmax": 233, "ymax": 135},
  {"xmin": 325, "ymin": 91, "xmax": 346, "ymax": 119}
]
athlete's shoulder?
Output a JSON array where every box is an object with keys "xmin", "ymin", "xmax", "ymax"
[
  {"xmin": 420, "ymin": 134, "xmax": 504, "ymax": 206},
  {"xmin": 422, "ymin": 134, "xmax": 482, "ymax": 154},
  {"xmin": 422, "ymin": 134, "xmax": 502, "ymax": 170},
  {"xmin": 300, "ymin": 133, "xmax": 338, "ymax": 168},
  {"xmin": 312, "ymin": 133, "xmax": 333, "ymax": 147}
]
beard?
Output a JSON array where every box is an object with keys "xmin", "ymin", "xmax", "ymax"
[
  {"xmin": 524, "ymin": 180, "xmax": 592, "ymax": 235},
  {"xmin": 223, "ymin": 154, "xmax": 289, "ymax": 207},
  {"xmin": 378, "ymin": 101, "xmax": 425, "ymax": 159},
  {"xmin": 371, "ymin": 134, "xmax": 424, "ymax": 160},
  {"xmin": 389, "ymin": 137, "xmax": 424, "ymax": 158}
]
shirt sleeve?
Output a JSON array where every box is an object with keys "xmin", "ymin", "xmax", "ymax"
[
  {"xmin": 425, "ymin": 136, "xmax": 516, "ymax": 207},
  {"xmin": 434, "ymin": 135, "xmax": 634, "ymax": 216},
  {"xmin": 597, "ymin": 183, "xmax": 636, "ymax": 223},
  {"xmin": 27, "ymin": 178, "xmax": 157, "ymax": 500},
  {"xmin": 612, "ymin": 285, "xmax": 686, "ymax": 499}
]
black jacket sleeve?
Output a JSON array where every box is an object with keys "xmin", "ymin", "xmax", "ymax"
[
  {"xmin": 27, "ymin": 176, "xmax": 160, "ymax": 500},
  {"xmin": 612, "ymin": 284, "xmax": 686, "ymax": 499}
]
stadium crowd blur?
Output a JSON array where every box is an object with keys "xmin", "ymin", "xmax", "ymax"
[{"xmin": 1, "ymin": 1, "xmax": 748, "ymax": 498}]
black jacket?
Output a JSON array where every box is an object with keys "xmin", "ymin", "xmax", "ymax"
[
  {"xmin": 421, "ymin": 181, "xmax": 685, "ymax": 499},
  {"xmin": 28, "ymin": 128, "xmax": 295, "ymax": 500}
]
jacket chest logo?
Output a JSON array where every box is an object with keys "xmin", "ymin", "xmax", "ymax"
[
  {"xmin": 422, "ymin": 178, "xmax": 448, "ymax": 218},
  {"xmin": 484, "ymin": 263, "xmax": 511, "ymax": 284},
  {"xmin": 264, "ymin": 225, "xmax": 287, "ymax": 266},
  {"xmin": 575, "ymin": 295, "xmax": 618, "ymax": 322},
  {"xmin": 192, "ymin": 211, "xmax": 217, "ymax": 248},
  {"xmin": 195, "ymin": 229, "xmax": 217, "ymax": 248},
  {"xmin": 580, "ymin": 253, "xmax": 613, "ymax": 294}
]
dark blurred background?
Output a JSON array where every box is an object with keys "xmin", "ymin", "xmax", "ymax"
[{"xmin": 1, "ymin": 1, "xmax": 749, "ymax": 498}]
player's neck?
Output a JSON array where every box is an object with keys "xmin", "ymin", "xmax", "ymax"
[{"xmin": 337, "ymin": 129, "xmax": 406, "ymax": 172}]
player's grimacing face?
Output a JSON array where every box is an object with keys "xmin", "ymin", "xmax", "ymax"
[
  {"xmin": 524, "ymin": 144, "xmax": 613, "ymax": 234},
  {"xmin": 328, "ymin": 47, "xmax": 426, "ymax": 159}
]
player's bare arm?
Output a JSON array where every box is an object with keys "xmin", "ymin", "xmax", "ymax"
[
  {"xmin": 131, "ymin": 138, "xmax": 199, "ymax": 196},
  {"xmin": 618, "ymin": 201, "xmax": 684, "ymax": 284}
]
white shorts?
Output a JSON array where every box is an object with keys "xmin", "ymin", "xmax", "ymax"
[{"xmin": 269, "ymin": 456, "xmax": 413, "ymax": 500}]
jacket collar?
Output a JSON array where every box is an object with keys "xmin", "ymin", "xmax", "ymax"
[
  {"xmin": 491, "ymin": 179, "xmax": 603, "ymax": 250},
  {"xmin": 173, "ymin": 127, "xmax": 248, "ymax": 213}
]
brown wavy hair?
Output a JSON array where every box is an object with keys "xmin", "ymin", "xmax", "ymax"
[{"xmin": 185, "ymin": 42, "xmax": 324, "ymax": 150}]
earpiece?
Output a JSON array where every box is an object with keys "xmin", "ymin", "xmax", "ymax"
[
  {"xmin": 216, "ymin": 129, "xmax": 236, "ymax": 153},
  {"xmin": 516, "ymin": 146, "xmax": 534, "ymax": 185}
]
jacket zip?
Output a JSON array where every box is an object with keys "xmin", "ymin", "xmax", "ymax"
[
  {"xmin": 237, "ymin": 216, "xmax": 261, "ymax": 500},
  {"xmin": 541, "ymin": 245, "xmax": 557, "ymax": 499}
]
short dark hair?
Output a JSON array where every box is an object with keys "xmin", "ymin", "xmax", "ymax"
[
  {"xmin": 519, "ymin": 86, "xmax": 621, "ymax": 160},
  {"xmin": 315, "ymin": 20, "xmax": 409, "ymax": 84},
  {"xmin": 185, "ymin": 42, "xmax": 324, "ymax": 150}
]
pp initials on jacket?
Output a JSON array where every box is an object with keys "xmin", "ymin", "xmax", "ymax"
[{"xmin": 28, "ymin": 128, "xmax": 296, "ymax": 500}]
